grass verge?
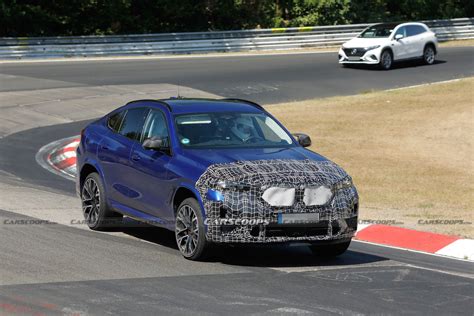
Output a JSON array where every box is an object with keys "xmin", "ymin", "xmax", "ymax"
[{"xmin": 266, "ymin": 78, "xmax": 474, "ymax": 238}]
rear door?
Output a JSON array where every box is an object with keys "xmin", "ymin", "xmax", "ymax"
[
  {"xmin": 127, "ymin": 108, "xmax": 174, "ymax": 222},
  {"xmin": 406, "ymin": 25, "xmax": 427, "ymax": 57},
  {"xmin": 98, "ymin": 107, "xmax": 149, "ymax": 208}
]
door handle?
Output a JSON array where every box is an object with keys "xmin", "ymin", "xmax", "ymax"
[
  {"xmin": 101, "ymin": 145, "xmax": 109, "ymax": 150},
  {"xmin": 131, "ymin": 154, "xmax": 141, "ymax": 161}
]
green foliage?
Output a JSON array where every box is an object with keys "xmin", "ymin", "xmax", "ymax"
[
  {"xmin": 0, "ymin": 0, "xmax": 471, "ymax": 36},
  {"xmin": 288, "ymin": 0, "xmax": 351, "ymax": 26}
]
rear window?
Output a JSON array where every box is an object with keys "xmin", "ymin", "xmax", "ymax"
[
  {"xmin": 118, "ymin": 108, "xmax": 149, "ymax": 141},
  {"xmin": 107, "ymin": 111, "xmax": 125, "ymax": 132},
  {"xmin": 407, "ymin": 25, "xmax": 426, "ymax": 37}
]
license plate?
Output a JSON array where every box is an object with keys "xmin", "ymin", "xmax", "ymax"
[
  {"xmin": 277, "ymin": 213, "xmax": 320, "ymax": 224},
  {"xmin": 347, "ymin": 57, "xmax": 361, "ymax": 61}
]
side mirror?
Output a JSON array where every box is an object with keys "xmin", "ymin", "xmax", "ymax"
[
  {"xmin": 143, "ymin": 136, "xmax": 169, "ymax": 151},
  {"xmin": 395, "ymin": 34, "xmax": 404, "ymax": 40},
  {"xmin": 292, "ymin": 133, "xmax": 312, "ymax": 148}
]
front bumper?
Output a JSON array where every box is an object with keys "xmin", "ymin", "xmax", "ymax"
[
  {"xmin": 338, "ymin": 47, "xmax": 382, "ymax": 65},
  {"xmin": 196, "ymin": 160, "xmax": 359, "ymax": 244},
  {"xmin": 203, "ymin": 188, "xmax": 358, "ymax": 243}
]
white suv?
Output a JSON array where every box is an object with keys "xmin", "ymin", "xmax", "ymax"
[{"xmin": 338, "ymin": 22, "xmax": 438, "ymax": 70}]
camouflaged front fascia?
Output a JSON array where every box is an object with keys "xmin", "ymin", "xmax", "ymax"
[{"xmin": 195, "ymin": 159, "xmax": 358, "ymax": 243}]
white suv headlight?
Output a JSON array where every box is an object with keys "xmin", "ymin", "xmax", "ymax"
[{"xmin": 364, "ymin": 45, "xmax": 380, "ymax": 51}]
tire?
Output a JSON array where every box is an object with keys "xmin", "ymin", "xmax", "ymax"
[
  {"xmin": 423, "ymin": 45, "xmax": 436, "ymax": 65},
  {"xmin": 309, "ymin": 240, "xmax": 351, "ymax": 257},
  {"xmin": 81, "ymin": 172, "xmax": 122, "ymax": 230},
  {"xmin": 379, "ymin": 49, "xmax": 393, "ymax": 70},
  {"xmin": 175, "ymin": 197, "xmax": 209, "ymax": 260}
]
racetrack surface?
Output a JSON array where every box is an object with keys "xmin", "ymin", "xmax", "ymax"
[
  {"xmin": 1, "ymin": 46, "xmax": 473, "ymax": 103},
  {"xmin": 1, "ymin": 208, "xmax": 473, "ymax": 315},
  {"xmin": 0, "ymin": 47, "xmax": 473, "ymax": 314}
]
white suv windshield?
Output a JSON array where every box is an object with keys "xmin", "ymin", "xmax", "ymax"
[
  {"xmin": 175, "ymin": 112, "xmax": 294, "ymax": 148},
  {"xmin": 359, "ymin": 24, "xmax": 396, "ymax": 38}
]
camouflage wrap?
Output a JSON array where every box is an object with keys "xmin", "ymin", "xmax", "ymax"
[{"xmin": 196, "ymin": 159, "xmax": 358, "ymax": 243}]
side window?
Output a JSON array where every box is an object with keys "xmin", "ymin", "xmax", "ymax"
[
  {"xmin": 416, "ymin": 25, "xmax": 426, "ymax": 35},
  {"xmin": 394, "ymin": 26, "xmax": 406, "ymax": 38},
  {"xmin": 142, "ymin": 109, "xmax": 169, "ymax": 144},
  {"xmin": 118, "ymin": 108, "xmax": 149, "ymax": 141},
  {"xmin": 407, "ymin": 25, "xmax": 424, "ymax": 37},
  {"xmin": 107, "ymin": 111, "xmax": 125, "ymax": 132}
]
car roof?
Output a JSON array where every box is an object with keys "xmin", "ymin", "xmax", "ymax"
[
  {"xmin": 370, "ymin": 22, "xmax": 400, "ymax": 29},
  {"xmin": 127, "ymin": 98, "xmax": 264, "ymax": 114},
  {"xmin": 370, "ymin": 22, "xmax": 428, "ymax": 29}
]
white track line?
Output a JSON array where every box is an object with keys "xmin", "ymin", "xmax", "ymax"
[{"xmin": 385, "ymin": 78, "xmax": 463, "ymax": 91}]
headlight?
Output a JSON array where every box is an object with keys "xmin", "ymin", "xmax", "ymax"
[
  {"xmin": 364, "ymin": 45, "xmax": 380, "ymax": 51},
  {"xmin": 216, "ymin": 180, "xmax": 251, "ymax": 191},
  {"xmin": 333, "ymin": 176, "xmax": 353, "ymax": 191}
]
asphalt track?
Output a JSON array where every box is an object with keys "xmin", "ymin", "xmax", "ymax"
[
  {"xmin": 1, "ymin": 46, "xmax": 474, "ymax": 103},
  {"xmin": 0, "ymin": 47, "xmax": 473, "ymax": 314}
]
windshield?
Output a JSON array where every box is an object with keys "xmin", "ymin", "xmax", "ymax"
[
  {"xmin": 174, "ymin": 112, "xmax": 294, "ymax": 148},
  {"xmin": 359, "ymin": 24, "xmax": 396, "ymax": 38}
]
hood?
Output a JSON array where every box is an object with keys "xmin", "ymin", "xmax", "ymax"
[
  {"xmin": 196, "ymin": 158, "xmax": 349, "ymax": 194},
  {"xmin": 343, "ymin": 37, "xmax": 389, "ymax": 48},
  {"xmin": 172, "ymin": 147, "xmax": 331, "ymax": 183}
]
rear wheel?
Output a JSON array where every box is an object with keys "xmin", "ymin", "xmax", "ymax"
[
  {"xmin": 423, "ymin": 45, "xmax": 436, "ymax": 65},
  {"xmin": 309, "ymin": 240, "xmax": 351, "ymax": 257},
  {"xmin": 379, "ymin": 50, "xmax": 393, "ymax": 70},
  {"xmin": 81, "ymin": 172, "xmax": 122, "ymax": 230},
  {"xmin": 175, "ymin": 198, "xmax": 209, "ymax": 260}
]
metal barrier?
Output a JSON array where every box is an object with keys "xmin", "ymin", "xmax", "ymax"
[{"xmin": 0, "ymin": 17, "xmax": 472, "ymax": 59}]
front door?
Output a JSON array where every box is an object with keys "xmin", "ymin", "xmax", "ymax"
[
  {"xmin": 391, "ymin": 26, "xmax": 410, "ymax": 60},
  {"xmin": 127, "ymin": 109, "xmax": 174, "ymax": 223}
]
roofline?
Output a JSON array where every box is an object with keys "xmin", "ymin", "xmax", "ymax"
[
  {"xmin": 126, "ymin": 99, "xmax": 172, "ymax": 112},
  {"xmin": 125, "ymin": 97, "xmax": 266, "ymax": 113},
  {"xmin": 369, "ymin": 22, "xmax": 402, "ymax": 27},
  {"xmin": 220, "ymin": 98, "xmax": 265, "ymax": 111},
  {"xmin": 370, "ymin": 21, "xmax": 428, "ymax": 28}
]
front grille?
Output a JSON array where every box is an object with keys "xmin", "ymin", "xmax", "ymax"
[{"xmin": 343, "ymin": 48, "xmax": 365, "ymax": 57}]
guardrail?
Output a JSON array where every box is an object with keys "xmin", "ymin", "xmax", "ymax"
[{"xmin": 0, "ymin": 17, "xmax": 472, "ymax": 59}]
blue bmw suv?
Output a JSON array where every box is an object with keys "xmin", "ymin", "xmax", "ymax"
[{"xmin": 76, "ymin": 98, "xmax": 358, "ymax": 260}]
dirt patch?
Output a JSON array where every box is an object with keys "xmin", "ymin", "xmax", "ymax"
[{"xmin": 266, "ymin": 78, "xmax": 474, "ymax": 237}]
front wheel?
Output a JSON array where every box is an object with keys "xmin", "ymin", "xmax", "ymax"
[
  {"xmin": 309, "ymin": 240, "xmax": 351, "ymax": 257},
  {"xmin": 423, "ymin": 45, "xmax": 436, "ymax": 65},
  {"xmin": 175, "ymin": 198, "xmax": 209, "ymax": 260},
  {"xmin": 379, "ymin": 50, "xmax": 393, "ymax": 70}
]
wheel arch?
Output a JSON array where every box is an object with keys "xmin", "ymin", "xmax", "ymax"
[
  {"xmin": 424, "ymin": 42, "xmax": 437, "ymax": 54},
  {"xmin": 172, "ymin": 185, "xmax": 206, "ymax": 218},
  {"xmin": 79, "ymin": 161, "xmax": 104, "ymax": 192},
  {"xmin": 381, "ymin": 46, "xmax": 393, "ymax": 57}
]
